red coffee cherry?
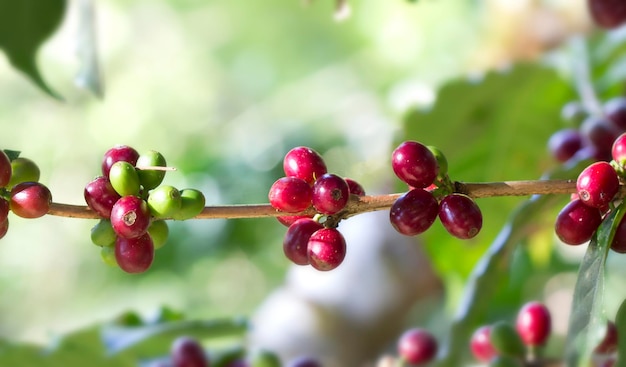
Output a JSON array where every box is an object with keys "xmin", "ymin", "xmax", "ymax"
[
  {"xmin": 397, "ymin": 328, "xmax": 438, "ymax": 365},
  {"xmin": 516, "ymin": 301, "xmax": 552, "ymax": 346}
]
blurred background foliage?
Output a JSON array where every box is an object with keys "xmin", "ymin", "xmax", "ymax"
[{"xmin": 2, "ymin": 0, "xmax": 626, "ymax": 365}]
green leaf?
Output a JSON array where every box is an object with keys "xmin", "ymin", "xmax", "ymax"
[
  {"xmin": 74, "ymin": 0, "xmax": 104, "ymax": 98},
  {"xmin": 2, "ymin": 150, "xmax": 20, "ymax": 161},
  {"xmin": 613, "ymin": 298, "xmax": 626, "ymax": 367},
  {"xmin": 564, "ymin": 203, "xmax": 626, "ymax": 367},
  {"xmin": 0, "ymin": 0, "xmax": 66, "ymax": 99}
]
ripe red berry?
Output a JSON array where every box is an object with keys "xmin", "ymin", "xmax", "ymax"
[
  {"xmin": 312, "ymin": 173, "xmax": 349, "ymax": 215},
  {"xmin": 389, "ymin": 189, "xmax": 439, "ymax": 236},
  {"xmin": 555, "ymin": 199, "xmax": 602, "ymax": 245},
  {"xmin": 594, "ymin": 321, "xmax": 618, "ymax": 354},
  {"xmin": 0, "ymin": 198, "xmax": 9, "ymax": 223},
  {"xmin": 392, "ymin": 140, "xmax": 439, "ymax": 188},
  {"xmin": 0, "ymin": 150, "xmax": 11, "ymax": 188},
  {"xmin": 268, "ymin": 177, "xmax": 312, "ymax": 213},
  {"xmin": 9, "ymin": 182, "xmax": 52, "ymax": 218},
  {"xmin": 548, "ymin": 129, "xmax": 584, "ymax": 163},
  {"xmin": 276, "ymin": 214, "xmax": 313, "ymax": 227},
  {"xmin": 171, "ymin": 336, "xmax": 208, "ymax": 367},
  {"xmin": 102, "ymin": 145, "xmax": 139, "ymax": 178},
  {"xmin": 345, "ymin": 178, "xmax": 365, "ymax": 196},
  {"xmin": 610, "ymin": 213, "xmax": 626, "ymax": 253},
  {"xmin": 84, "ymin": 176, "xmax": 122, "ymax": 218},
  {"xmin": 470, "ymin": 326, "xmax": 498, "ymax": 363},
  {"xmin": 307, "ymin": 228, "xmax": 346, "ymax": 271},
  {"xmin": 283, "ymin": 218, "xmax": 323, "ymax": 265},
  {"xmin": 588, "ymin": 0, "xmax": 626, "ymax": 29},
  {"xmin": 283, "ymin": 146, "xmax": 327, "ymax": 185},
  {"xmin": 612, "ymin": 132, "xmax": 626, "ymax": 166},
  {"xmin": 576, "ymin": 161, "xmax": 619, "ymax": 209},
  {"xmin": 438, "ymin": 194, "xmax": 483, "ymax": 239},
  {"xmin": 115, "ymin": 233, "xmax": 154, "ymax": 274},
  {"xmin": 110, "ymin": 195, "xmax": 151, "ymax": 239},
  {"xmin": 516, "ymin": 301, "xmax": 552, "ymax": 346},
  {"xmin": 397, "ymin": 328, "xmax": 438, "ymax": 365},
  {"xmin": 0, "ymin": 217, "xmax": 8, "ymax": 240}
]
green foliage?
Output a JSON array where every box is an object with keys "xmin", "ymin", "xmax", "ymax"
[
  {"xmin": 616, "ymin": 299, "xmax": 626, "ymax": 367},
  {"xmin": 0, "ymin": 0, "xmax": 65, "ymax": 99}
]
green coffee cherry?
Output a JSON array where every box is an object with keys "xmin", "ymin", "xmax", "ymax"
[
  {"xmin": 250, "ymin": 350, "xmax": 281, "ymax": 367},
  {"xmin": 147, "ymin": 185, "xmax": 182, "ymax": 219},
  {"xmin": 7, "ymin": 157, "xmax": 40, "ymax": 188},
  {"xmin": 148, "ymin": 220, "xmax": 169, "ymax": 249},
  {"xmin": 100, "ymin": 246, "xmax": 118, "ymax": 267},
  {"xmin": 109, "ymin": 161, "xmax": 140, "ymax": 196},
  {"xmin": 172, "ymin": 188, "xmax": 206, "ymax": 220},
  {"xmin": 90, "ymin": 219, "xmax": 116, "ymax": 247},
  {"xmin": 136, "ymin": 150, "xmax": 167, "ymax": 190},
  {"xmin": 488, "ymin": 355, "xmax": 524, "ymax": 367},
  {"xmin": 489, "ymin": 321, "xmax": 526, "ymax": 358},
  {"xmin": 427, "ymin": 145, "xmax": 448, "ymax": 178}
]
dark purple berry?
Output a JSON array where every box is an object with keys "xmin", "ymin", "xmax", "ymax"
[
  {"xmin": 0, "ymin": 150, "xmax": 11, "ymax": 188},
  {"xmin": 588, "ymin": 0, "xmax": 626, "ymax": 29},
  {"xmin": 0, "ymin": 198, "xmax": 9, "ymax": 223},
  {"xmin": 516, "ymin": 301, "xmax": 552, "ymax": 346},
  {"xmin": 171, "ymin": 336, "xmax": 208, "ymax": 367},
  {"xmin": 9, "ymin": 182, "xmax": 52, "ymax": 218},
  {"xmin": 555, "ymin": 199, "xmax": 602, "ymax": 245},
  {"xmin": 283, "ymin": 146, "xmax": 327, "ymax": 185},
  {"xmin": 576, "ymin": 161, "xmax": 619, "ymax": 209},
  {"xmin": 605, "ymin": 97, "xmax": 626, "ymax": 130},
  {"xmin": 307, "ymin": 228, "xmax": 346, "ymax": 271},
  {"xmin": 397, "ymin": 328, "xmax": 438, "ymax": 365},
  {"xmin": 389, "ymin": 189, "xmax": 439, "ymax": 236},
  {"xmin": 470, "ymin": 326, "xmax": 498, "ymax": 363},
  {"xmin": 594, "ymin": 321, "xmax": 618, "ymax": 354},
  {"xmin": 110, "ymin": 195, "xmax": 151, "ymax": 239},
  {"xmin": 84, "ymin": 176, "xmax": 122, "ymax": 218},
  {"xmin": 115, "ymin": 233, "xmax": 154, "ymax": 273},
  {"xmin": 580, "ymin": 116, "xmax": 619, "ymax": 161},
  {"xmin": 0, "ymin": 217, "xmax": 8, "ymax": 240},
  {"xmin": 438, "ymin": 194, "xmax": 483, "ymax": 239},
  {"xmin": 345, "ymin": 178, "xmax": 365, "ymax": 196},
  {"xmin": 610, "ymin": 213, "xmax": 626, "ymax": 253},
  {"xmin": 284, "ymin": 218, "xmax": 323, "ymax": 265},
  {"xmin": 312, "ymin": 173, "xmax": 349, "ymax": 215},
  {"xmin": 548, "ymin": 129, "xmax": 584, "ymax": 163},
  {"xmin": 268, "ymin": 177, "xmax": 312, "ymax": 213},
  {"xmin": 391, "ymin": 140, "xmax": 439, "ymax": 188},
  {"xmin": 102, "ymin": 145, "xmax": 139, "ymax": 178}
]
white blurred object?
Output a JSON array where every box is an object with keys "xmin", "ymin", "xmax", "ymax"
[{"xmin": 248, "ymin": 210, "xmax": 443, "ymax": 367}]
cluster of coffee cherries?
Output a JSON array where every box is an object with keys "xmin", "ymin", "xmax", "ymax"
[
  {"xmin": 554, "ymin": 132, "xmax": 626, "ymax": 251},
  {"xmin": 147, "ymin": 335, "xmax": 321, "ymax": 367},
  {"xmin": 0, "ymin": 150, "xmax": 52, "ymax": 240},
  {"xmin": 84, "ymin": 145, "xmax": 205, "ymax": 274},
  {"xmin": 390, "ymin": 140, "xmax": 483, "ymax": 240},
  {"xmin": 269, "ymin": 146, "xmax": 365, "ymax": 271},
  {"xmin": 470, "ymin": 301, "xmax": 618, "ymax": 367}
]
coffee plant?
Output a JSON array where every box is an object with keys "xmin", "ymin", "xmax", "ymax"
[{"xmin": 1, "ymin": 0, "xmax": 626, "ymax": 366}]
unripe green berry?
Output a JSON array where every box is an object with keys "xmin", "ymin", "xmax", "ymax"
[
  {"xmin": 148, "ymin": 220, "xmax": 169, "ymax": 249},
  {"xmin": 7, "ymin": 157, "xmax": 40, "ymax": 188},
  {"xmin": 136, "ymin": 150, "xmax": 167, "ymax": 190},
  {"xmin": 109, "ymin": 161, "xmax": 140, "ymax": 196},
  {"xmin": 90, "ymin": 219, "xmax": 117, "ymax": 247},
  {"xmin": 489, "ymin": 321, "xmax": 525, "ymax": 358},
  {"xmin": 100, "ymin": 245, "xmax": 118, "ymax": 267},
  {"xmin": 147, "ymin": 185, "xmax": 182, "ymax": 219},
  {"xmin": 172, "ymin": 188, "xmax": 206, "ymax": 220},
  {"xmin": 488, "ymin": 355, "xmax": 524, "ymax": 367},
  {"xmin": 250, "ymin": 349, "xmax": 281, "ymax": 367},
  {"xmin": 427, "ymin": 145, "xmax": 448, "ymax": 178}
]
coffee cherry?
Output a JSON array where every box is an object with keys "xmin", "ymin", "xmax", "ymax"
[
  {"xmin": 283, "ymin": 218, "xmax": 323, "ymax": 265},
  {"xmin": 147, "ymin": 185, "xmax": 182, "ymax": 219},
  {"xmin": 312, "ymin": 173, "xmax": 349, "ymax": 215},
  {"xmin": 391, "ymin": 140, "xmax": 438, "ymax": 188},
  {"xmin": 283, "ymin": 146, "xmax": 327, "ymax": 185},
  {"xmin": 136, "ymin": 150, "xmax": 167, "ymax": 190},
  {"xmin": 100, "ymin": 246, "xmax": 117, "ymax": 267},
  {"xmin": 576, "ymin": 161, "xmax": 619, "ymax": 209},
  {"xmin": 276, "ymin": 214, "xmax": 313, "ymax": 227},
  {"xmin": 109, "ymin": 161, "xmax": 141, "ymax": 197},
  {"xmin": 9, "ymin": 182, "xmax": 52, "ymax": 218},
  {"xmin": 548, "ymin": 129, "xmax": 584, "ymax": 163},
  {"xmin": 0, "ymin": 150, "xmax": 11, "ymax": 188},
  {"xmin": 397, "ymin": 328, "xmax": 438, "ymax": 365},
  {"xmin": 172, "ymin": 189, "xmax": 206, "ymax": 220},
  {"xmin": 115, "ymin": 233, "xmax": 154, "ymax": 273},
  {"xmin": 612, "ymin": 132, "xmax": 626, "ymax": 166},
  {"xmin": 0, "ymin": 217, "xmax": 8, "ymax": 239},
  {"xmin": 605, "ymin": 97, "xmax": 626, "ymax": 130},
  {"xmin": 0, "ymin": 198, "xmax": 9, "ymax": 224},
  {"xmin": 389, "ymin": 189, "xmax": 439, "ymax": 236},
  {"xmin": 84, "ymin": 176, "xmax": 122, "ymax": 218},
  {"xmin": 428, "ymin": 145, "xmax": 448, "ymax": 178},
  {"xmin": 516, "ymin": 301, "xmax": 551, "ymax": 346},
  {"xmin": 438, "ymin": 194, "xmax": 483, "ymax": 239},
  {"xmin": 110, "ymin": 196, "xmax": 151, "ymax": 239},
  {"xmin": 594, "ymin": 321, "xmax": 618, "ymax": 354},
  {"xmin": 580, "ymin": 117, "xmax": 619, "ymax": 161},
  {"xmin": 489, "ymin": 321, "xmax": 525, "ymax": 358},
  {"xmin": 345, "ymin": 178, "xmax": 365, "ymax": 196},
  {"xmin": 555, "ymin": 199, "xmax": 602, "ymax": 245},
  {"xmin": 102, "ymin": 145, "xmax": 139, "ymax": 178},
  {"xmin": 588, "ymin": 0, "xmax": 626, "ymax": 29},
  {"xmin": 90, "ymin": 219, "xmax": 117, "ymax": 247},
  {"xmin": 148, "ymin": 220, "xmax": 169, "ymax": 249},
  {"xmin": 286, "ymin": 356, "xmax": 322, "ymax": 367},
  {"xmin": 307, "ymin": 227, "xmax": 346, "ymax": 271},
  {"xmin": 7, "ymin": 157, "xmax": 40, "ymax": 188},
  {"xmin": 171, "ymin": 336, "xmax": 208, "ymax": 367},
  {"xmin": 268, "ymin": 177, "xmax": 312, "ymax": 213},
  {"xmin": 470, "ymin": 326, "xmax": 498, "ymax": 363}
]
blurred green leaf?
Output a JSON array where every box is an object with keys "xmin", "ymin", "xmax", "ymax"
[
  {"xmin": 564, "ymin": 203, "xmax": 626, "ymax": 367},
  {"xmin": 0, "ymin": 0, "xmax": 66, "ymax": 99},
  {"xmin": 616, "ymin": 298, "xmax": 626, "ymax": 367}
]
